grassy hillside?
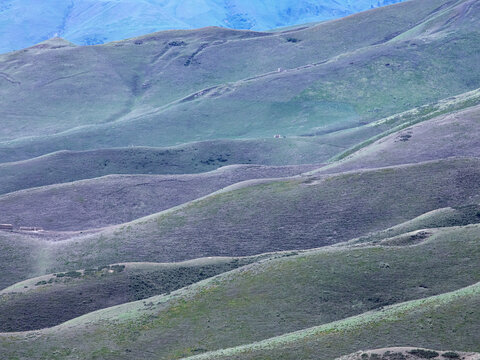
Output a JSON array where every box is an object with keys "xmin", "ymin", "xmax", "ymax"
[
  {"xmin": 0, "ymin": 257, "xmax": 266, "ymax": 332},
  {"xmin": 35, "ymin": 157, "xmax": 480, "ymax": 273},
  {"xmin": 349, "ymin": 204, "xmax": 480, "ymax": 245},
  {"xmin": 0, "ymin": 141, "xmax": 329, "ymax": 194},
  {"xmin": 0, "ymin": 164, "xmax": 315, "ymax": 230},
  {"xmin": 184, "ymin": 282, "xmax": 480, "ymax": 360},
  {"xmin": 0, "ymin": 232, "xmax": 45, "ymax": 291},
  {"xmin": 1, "ymin": 0, "xmax": 478, "ymax": 162},
  {"xmin": 0, "ymin": 157, "xmax": 479, "ymax": 288},
  {"xmin": 2, "ymin": 84, "xmax": 477, "ymax": 195},
  {"xmin": 7, "ymin": 201, "xmax": 479, "ymax": 333},
  {"xmin": 1, "ymin": 1, "xmax": 479, "ymax": 358},
  {"xmin": 318, "ymin": 101, "xmax": 480, "ymax": 174},
  {"xmin": 337, "ymin": 348, "xmax": 480, "ymax": 360},
  {"xmin": 2, "ymin": 223, "xmax": 480, "ymax": 359}
]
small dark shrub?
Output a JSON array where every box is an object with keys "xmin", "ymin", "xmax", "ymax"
[
  {"xmin": 192, "ymin": 348, "xmax": 207, "ymax": 353},
  {"xmin": 399, "ymin": 133, "xmax": 412, "ymax": 142},
  {"xmin": 168, "ymin": 41, "xmax": 186, "ymax": 46},
  {"xmin": 385, "ymin": 353, "xmax": 406, "ymax": 360},
  {"xmin": 35, "ymin": 280, "xmax": 47, "ymax": 286},
  {"xmin": 286, "ymin": 37, "xmax": 300, "ymax": 43},
  {"xmin": 408, "ymin": 349, "xmax": 439, "ymax": 358},
  {"xmin": 84, "ymin": 268, "xmax": 97, "ymax": 275},
  {"xmin": 442, "ymin": 352, "xmax": 459, "ymax": 359},
  {"xmin": 64, "ymin": 271, "xmax": 82, "ymax": 278},
  {"xmin": 111, "ymin": 265, "xmax": 126, "ymax": 273}
]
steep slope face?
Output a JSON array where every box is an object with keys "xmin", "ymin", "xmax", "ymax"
[
  {"xmin": 0, "ymin": 164, "xmax": 316, "ymax": 231},
  {"xmin": 0, "ymin": 232, "xmax": 45, "ymax": 290},
  {"xmin": 1, "ymin": 0, "xmax": 476, "ymax": 163},
  {"xmin": 0, "ymin": 0, "xmax": 405, "ymax": 53},
  {"xmin": 2, "ymin": 224, "xmax": 480, "ymax": 358}
]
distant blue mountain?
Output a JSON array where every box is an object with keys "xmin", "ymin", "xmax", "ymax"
[{"xmin": 0, "ymin": 0, "xmax": 404, "ymax": 53}]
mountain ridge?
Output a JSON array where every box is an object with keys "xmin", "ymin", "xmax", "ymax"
[
  {"xmin": 1, "ymin": 0, "xmax": 478, "ymax": 164},
  {"xmin": 0, "ymin": 0, "xmax": 404, "ymax": 53}
]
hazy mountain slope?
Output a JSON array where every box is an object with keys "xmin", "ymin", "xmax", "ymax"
[
  {"xmin": 0, "ymin": 0, "xmax": 405, "ymax": 53},
  {"xmin": 0, "ymin": 232, "xmax": 45, "ymax": 290},
  {"xmin": 1, "ymin": 0, "xmax": 476, "ymax": 162},
  {"xmin": 0, "ymin": 164, "xmax": 316, "ymax": 231},
  {"xmin": 2, "ymin": 224, "xmax": 480, "ymax": 359}
]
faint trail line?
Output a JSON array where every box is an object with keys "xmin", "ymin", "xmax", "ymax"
[
  {"xmin": 41, "ymin": 71, "xmax": 90, "ymax": 86},
  {"xmin": 0, "ymin": 72, "xmax": 20, "ymax": 84}
]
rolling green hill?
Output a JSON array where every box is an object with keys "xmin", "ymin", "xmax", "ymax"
[
  {"xmin": 1, "ymin": 0, "xmax": 479, "ymax": 163},
  {"xmin": 184, "ymin": 282, "xmax": 480, "ymax": 360},
  {"xmin": 3, "ymin": 201, "xmax": 480, "ymax": 334},
  {"xmin": 1, "ymin": 1, "xmax": 480, "ymax": 359},
  {"xmin": 336, "ymin": 348, "xmax": 480, "ymax": 360},
  {"xmin": 0, "ymin": 257, "xmax": 266, "ymax": 332},
  {"xmin": 2, "ymin": 157, "xmax": 480, "ymax": 290},
  {"xmin": 0, "ymin": 164, "xmax": 314, "ymax": 230},
  {"xmin": 2, "ymin": 223, "xmax": 480, "ymax": 359},
  {"xmin": 0, "ymin": 141, "xmax": 329, "ymax": 195},
  {"xmin": 42, "ymin": 157, "xmax": 480, "ymax": 271},
  {"xmin": 318, "ymin": 98, "xmax": 480, "ymax": 174}
]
